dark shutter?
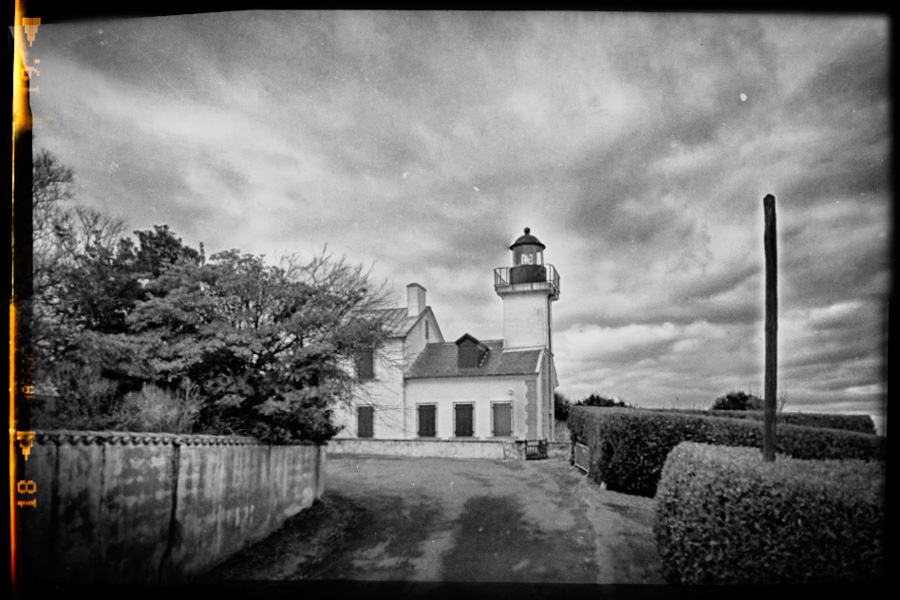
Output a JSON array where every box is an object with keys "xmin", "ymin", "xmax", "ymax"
[
  {"xmin": 357, "ymin": 406, "xmax": 374, "ymax": 438},
  {"xmin": 493, "ymin": 403, "xmax": 512, "ymax": 437},
  {"xmin": 455, "ymin": 404, "xmax": 474, "ymax": 437},
  {"xmin": 355, "ymin": 348, "xmax": 374, "ymax": 380},
  {"xmin": 418, "ymin": 405, "xmax": 436, "ymax": 438}
]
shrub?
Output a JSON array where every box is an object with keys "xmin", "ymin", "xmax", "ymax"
[
  {"xmin": 31, "ymin": 360, "xmax": 123, "ymax": 431},
  {"xmin": 710, "ymin": 390, "xmax": 762, "ymax": 411},
  {"xmin": 567, "ymin": 406, "xmax": 885, "ymax": 497},
  {"xmin": 654, "ymin": 442, "xmax": 885, "ymax": 583},
  {"xmin": 114, "ymin": 382, "xmax": 202, "ymax": 434},
  {"xmin": 650, "ymin": 407, "xmax": 877, "ymax": 435}
]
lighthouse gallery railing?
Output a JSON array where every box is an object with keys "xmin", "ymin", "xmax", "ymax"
[{"xmin": 493, "ymin": 264, "xmax": 560, "ymax": 298}]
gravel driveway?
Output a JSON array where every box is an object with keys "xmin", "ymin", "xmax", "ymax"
[{"xmin": 304, "ymin": 454, "xmax": 664, "ymax": 584}]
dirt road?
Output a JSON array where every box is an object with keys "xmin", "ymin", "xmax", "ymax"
[{"xmin": 296, "ymin": 454, "xmax": 664, "ymax": 584}]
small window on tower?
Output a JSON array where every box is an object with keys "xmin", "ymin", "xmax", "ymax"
[{"xmin": 521, "ymin": 253, "xmax": 534, "ymax": 265}]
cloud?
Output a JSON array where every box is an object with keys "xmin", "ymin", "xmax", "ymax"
[{"xmin": 29, "ymin": 12, "xmax": 889, "ymax": 424}]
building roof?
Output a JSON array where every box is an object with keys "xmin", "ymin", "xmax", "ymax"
[
  {"xmin": 364, "ymin": 306, "xmax": 440, "ymax": 339},
  {"xmin": 405, "ymin": 340, "xmax": 544, "ymax": 380},
  {"xmin": 509, "ymin": 227, "xmax": 546, "ymax": 250},
  {"xmin": 375, "ymin": 307, "xmax": 419, "ymax": 337}
]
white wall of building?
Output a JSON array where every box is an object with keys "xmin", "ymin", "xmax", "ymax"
[
  {"xmin": 334, "ymin": 309, "xmax": 443, "ymax": 440},
  {"xmin": 502, "ymin": 292, "xmax": 551, "ymax": 349},
  {"xmin": 405, "ymin": 376, "xmax": 532, "ymax": 440},
  {"xmin": 333, "ymin": 338, "xmax": 406, "ymax": 439},
  {"xmin": 403, "ymin": 310, "xmax": 442, "ymax": 368}
]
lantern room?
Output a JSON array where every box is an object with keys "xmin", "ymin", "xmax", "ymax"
[
  {"xmin": 510, "ymin": 227, "xmax": 545, "ymax": 266},
  {"xmin": 509, "ymin": 227, "xmax": 547, "ymax": 284}
]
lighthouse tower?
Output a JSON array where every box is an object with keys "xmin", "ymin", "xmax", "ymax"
[{"xmin": 493, "ymin": 228, "xmax": 560, "ymax": 351}]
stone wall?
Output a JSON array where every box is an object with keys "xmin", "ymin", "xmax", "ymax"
[
  {"xmin": 15, "ymin": 430, "xmax": 325, "ymax": 584},
  {"xmin": 327, "ymin": 437, "xmax": 525, "ymax": 460}
]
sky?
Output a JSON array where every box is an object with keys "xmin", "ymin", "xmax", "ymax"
[{"xmin": 24, "ymin": 10, "xmax": 890, "ymax": 433}]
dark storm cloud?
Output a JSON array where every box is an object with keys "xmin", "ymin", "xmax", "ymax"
[
  {"xmin": 781, "ymin": 215, "xmax": 888, "ymax": 308},
  {"xmin": 28, "ymin": 12, "xmax": 889, "ymax": 430},
  {"xmin": 780, "ymin": 147, "xmax": 889, "ymax": 207},
  {"xmin": 794, "ymin": 33, "xmax": 888, "ymax": 116},
  {"xmin": 667, "ymin": 261, "xmax": 759, "ymax": 305},
  {"xmin": 783, "ymin": 341, "xmax": 880, "ymax": 373}
]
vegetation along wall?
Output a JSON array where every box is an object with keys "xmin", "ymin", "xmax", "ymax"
[
  {"xmin": 567, "ymin": 406, "xmax": 885, "ymax": 497},
  {"xmin": 16, "ymin": 430, "xmax": 325, "ymax": 584},
  {"xmin": 655, "ymin": 442, "xmax": 884, "ymax": 583}
]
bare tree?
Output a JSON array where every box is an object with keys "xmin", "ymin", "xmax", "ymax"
[{"xmin": 30, "ymin": 150, "xmax": 127, "ymax": 362}]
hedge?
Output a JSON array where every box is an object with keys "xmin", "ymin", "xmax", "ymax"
[
  {"xmin": 647, "ymin": 407, "xmax": 876, "ymax": 435},
  {"xmin": 654, "ymin": 442, "xmax": 885, "ymax": 583},
  {"xmin": 567, "ymin": 407, "xmax": 885, "ymax": 497}
]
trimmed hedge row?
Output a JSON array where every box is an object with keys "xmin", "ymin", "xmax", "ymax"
[
  {"xmin": 647, "ymin": 407, "xmax": 876, "ymax": 435},
  {"xmin": 567, "ymin": 407, "xmax": 885, "ymax": 497},
  {"xmin": 654, "ymin": 442, "xmax": 885, "ymax": 583}
]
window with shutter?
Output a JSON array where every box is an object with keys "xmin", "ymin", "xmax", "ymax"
[
  {"xmin": 357, "ymin": 406, "xmax": 374, "ymax": 438},
  {"xmin": 492, "ymin": 403, "xmax": 512, "ymax": 437},
  {"xmin": 355, "ymin": 348, "xmax": 375, "ymax": 380},
  {"xmin": 418, "ymin": 404, "xmax": 436, "ymax": 438},
  {"xmin": 454, "ymin": 404, "xmax": 474, "ymax": 437}
]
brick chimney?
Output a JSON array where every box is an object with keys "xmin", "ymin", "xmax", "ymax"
[{"xmin": 407, "ymin": 283, "xmax": 426, "ymax": 317}]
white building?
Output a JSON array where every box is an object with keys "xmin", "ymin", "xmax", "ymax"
[{"xmin": 334, "ymin": 228, "xmax": 560, "ymax": 443}]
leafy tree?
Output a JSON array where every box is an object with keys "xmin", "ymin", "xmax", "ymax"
[
  {"xmin": 94, "ymin": 248, "xmax": 390, "ymax": 442},
  {"xmin": 710, "ymin": 390, "xmax": 763, "ymax": 411},
  {"xmin": 29, "ymin": 150, "xmax": 391, "ymax": 443},
  {"xmin": 554, "ymin": 391, "xmax": 571, "ymax": 421},
  {"xmin": 30, "ymin": 150, "xmax": 130, "ymax": 358},
  {"xmin": 32, "ymin": 147, "xmax": 76, "ymax": 294},
  {"xmin": 129, "ymin": 224, "xmax": 203, "ymax": 278}
]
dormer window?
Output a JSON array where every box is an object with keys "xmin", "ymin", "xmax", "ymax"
[{"xmin": 456, "ymin": 334, "xmax": 489, "ymax": 369}]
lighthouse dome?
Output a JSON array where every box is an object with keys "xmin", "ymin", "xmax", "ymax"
[{"xmin": 509, "ymin": 227, "xmax": 546, "ymax": 250}]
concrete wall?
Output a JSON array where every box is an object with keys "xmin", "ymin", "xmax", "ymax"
[
  {"xmin": 327, "ymin": 438, "xmax": 570, "ymax": 461},
  {"xmin": 16, "ymin": 430, "xmax": 325, "ymax": 584},
  {"xmin": 327, "ymin": 438, "xmax": 524, "ymax": 460}
]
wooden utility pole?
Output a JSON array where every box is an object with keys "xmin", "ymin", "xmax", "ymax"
[{"xmin": 763, "ymin": 194, "xmax": 777, "ymax": 462}]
